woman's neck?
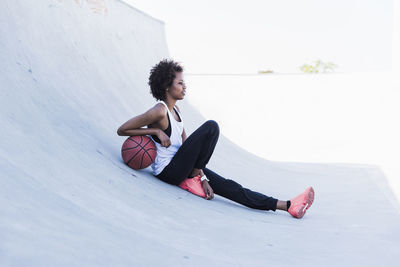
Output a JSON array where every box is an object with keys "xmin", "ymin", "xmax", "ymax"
[{"xmin": 164, "ymin": 96, "xmax": 177, "ymax": 112}]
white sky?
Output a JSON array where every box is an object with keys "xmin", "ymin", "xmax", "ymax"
[{"xmin": 125, "ymin": 0, "xmax": 394, "ymax": 74}]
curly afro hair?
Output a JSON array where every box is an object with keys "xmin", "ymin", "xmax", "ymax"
[{"xmin": 148, "ymin": 59, "xmax": 184, "ymax": 101}]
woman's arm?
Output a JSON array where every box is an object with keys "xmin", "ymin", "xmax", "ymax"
[
  {"xmin": 117, "ymin": 103, "xmax": 165, "ymax": 137},
  {"xmin": 182, "ymin": 128, "xmax": 187, "ymax": 143}
]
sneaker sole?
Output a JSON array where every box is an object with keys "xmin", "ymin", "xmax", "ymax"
[
  {"xmin": 179, "ymin": 185, "xmax": 206, "ymax": 198},
  {"xmin": 306, "ymin": 187, "xmax": 315, "ymax": 210},
  {"xmin": 295, "ymin": 187, "xmax": 315, "ymax": 218}
]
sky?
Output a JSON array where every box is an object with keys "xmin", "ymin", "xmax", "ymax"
[{"xmin": 125, "ymin": 0, "xmax": 394, "ymax": 74}]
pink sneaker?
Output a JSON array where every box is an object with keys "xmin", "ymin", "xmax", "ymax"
[
  {"xmin": 288, "ymin": 186, "xmax": 315, "ymax": 219},
  {"xmin": 178, "ymin": 175, "xmax": 206, "ymax": 198}
]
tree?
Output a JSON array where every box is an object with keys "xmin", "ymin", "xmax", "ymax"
[{"xmin": 300, "ymin": 59, "xmax": 337, "ymax": 73}]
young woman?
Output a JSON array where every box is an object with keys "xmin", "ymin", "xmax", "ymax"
[{"xmin": 117, "ymin": 59, "xmax": 314, "ymax": 219}]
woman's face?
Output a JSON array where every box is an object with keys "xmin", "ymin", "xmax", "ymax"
[{"xmin": 167, "ymin": 72, "xmax": 186, "ymax": 100}]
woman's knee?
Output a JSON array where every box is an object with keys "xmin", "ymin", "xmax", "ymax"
[{"xmin": 203, "ymin": 120, "xmax": 219, "ymax": 135}]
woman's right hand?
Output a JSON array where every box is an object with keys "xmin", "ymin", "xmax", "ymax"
[
  {"xmin": 157, "ymin": 129, "xmax": 171, "ymax": 148},
  {"xmin": 201, "ymin": 180, "xmax": 214, "ymax": 200}
]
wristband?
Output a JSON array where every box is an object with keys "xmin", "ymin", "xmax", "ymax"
[{"xmin": 200, "ymin": 175, "xmax": 210, "ymax": 182}]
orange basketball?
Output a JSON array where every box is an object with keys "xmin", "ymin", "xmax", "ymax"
[{"xmin": 121, "ymin": 136, "xmax": 157, "ymax": 170}]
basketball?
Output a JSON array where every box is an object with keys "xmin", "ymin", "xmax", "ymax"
[{"xmin": 121, "ymin": 136, "xmax": 157, "ymax": 170}]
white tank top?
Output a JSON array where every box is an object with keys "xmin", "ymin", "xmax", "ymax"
[{"xmin": 150, "ymin": 101, "xmax": 184, "ymax": 175}]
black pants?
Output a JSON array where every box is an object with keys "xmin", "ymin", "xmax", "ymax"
[{"xmin": 156, "ymin": 120, "xmax": 278, "ymax": 211}]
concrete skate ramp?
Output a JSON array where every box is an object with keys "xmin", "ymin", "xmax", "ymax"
[{"xmin": 1, "ymin": 1, "xmax": 399, "ymax": 266}]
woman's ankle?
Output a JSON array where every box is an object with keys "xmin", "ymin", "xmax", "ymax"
[
  {"xmin": 276, "ymin": 200, "xmax": 289, "ymax": 211},
  {"xmin": 190, "ymin": 168, "xmax": 202, "ymax": 177}
]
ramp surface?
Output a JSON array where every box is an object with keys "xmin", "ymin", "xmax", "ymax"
[{"xmin": 1, "ymin": 1, "xmax": 399, "ymax": 266}]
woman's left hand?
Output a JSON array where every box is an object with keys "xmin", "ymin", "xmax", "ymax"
[{"xmin": 201, "ymin": 180, "xmax": 214, "ymax": 200}]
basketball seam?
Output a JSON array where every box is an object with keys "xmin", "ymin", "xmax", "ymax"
[
  {"xmin": 141, "ymin": 139, "xmax": 154, "ymax": 167},
  {"xmin": 128, "ymin": 136, "xmax": 143, "ymax": 146},
  {"xmin": 128, "ymin": 136, "xmax": 150, "ymax": 152},
  {"xmin": 126, "ymin": 149, "xmax": 142, "ymax": 166},
  {"xmin": 140, "ymin": 150, "xmax": 145, "ymax": 169},
  {"xmin": 145, "ymin": 148, "xmax": 156, "ymax": 162},
  {"xmin": 128, "ymin": 137, "xmax": 141, "ymax": 146},
  {"xmin": 122, "ymin": 146, "xmax": 141, "ymax": 152},
  {"xmin": 127, "ymin": 136, "xmax": 147, "ymax": 151}
]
